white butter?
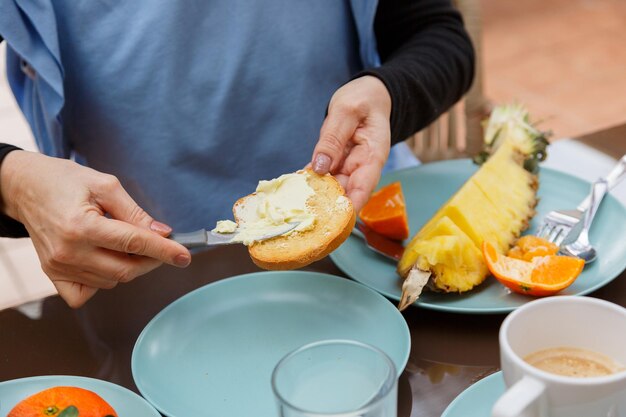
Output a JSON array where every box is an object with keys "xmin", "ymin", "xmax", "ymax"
[
  {"xmin": 217, "ymin": 171, "xmax": 317, "ymax": 245},
  {"xmin": 213, "ymin": 220, "xmax": 238, "ymax": 234}
]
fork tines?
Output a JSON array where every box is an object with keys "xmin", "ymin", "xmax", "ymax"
[{"xmin": 536, "ymin": 210, "xmax": 580, "ymax": 246}]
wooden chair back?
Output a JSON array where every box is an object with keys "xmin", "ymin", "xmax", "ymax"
[{"xmin": 406, "ymin": 0, "xmax": 490, "ymax": 163}]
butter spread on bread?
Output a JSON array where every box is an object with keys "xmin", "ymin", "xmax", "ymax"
[
  {"xmin": 231, "ymin": 169, "xmax": 356, "ymax": 270},
  {"xmin": 214, "ymin": 171, "xmax": 317, "ymax": 245}
]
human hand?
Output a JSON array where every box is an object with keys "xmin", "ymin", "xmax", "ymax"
[
  {"xmin": 311, "ymin": 75, "xmax": 392, "ymax": 212},
  {"xmin": 0, "ymin": 151, "xmax": 191, "ymax": 308}
]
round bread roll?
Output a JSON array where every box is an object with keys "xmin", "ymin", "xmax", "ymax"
[{"xmin": 234, "ymin": 169, "xmax": 355, "ymax": 270}]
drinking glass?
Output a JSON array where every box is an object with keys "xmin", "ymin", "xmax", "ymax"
[{"xmin": 271, "ymin": 339, "xmax": 397, "ymax": 417}]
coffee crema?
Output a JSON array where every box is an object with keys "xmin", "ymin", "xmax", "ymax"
[{"xmin": 524, "ymin": 347, "xmax": 625, "ymax": 378}]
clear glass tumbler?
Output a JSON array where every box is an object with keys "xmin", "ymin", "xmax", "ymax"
[{"xmin": 271, "ymin": 339, "xmax": 398, "ymax": 417}]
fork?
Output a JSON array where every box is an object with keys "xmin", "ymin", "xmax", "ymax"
[
  {"xmin": 536, "ymin": 154, "xmax": 626, "ymax": 245},
  {"xmin": 558, "ymin": 178, "xmax": 609, "ymax": 263}
]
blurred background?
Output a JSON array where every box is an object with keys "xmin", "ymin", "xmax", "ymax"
[
  {"xmin": 1, "ymin": 0, "xmax": 625, "ymax": 308},
  {"xmin": 482, "ymin": 0, "xmax": 626, "ymax": 138}
]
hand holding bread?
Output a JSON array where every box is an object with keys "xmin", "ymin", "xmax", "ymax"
[{"xmin": 310, "ymin": 75, "xmax": 392, "ymax": 213}]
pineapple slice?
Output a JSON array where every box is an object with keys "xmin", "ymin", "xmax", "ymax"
[
  {"xmin": 397, "ymin": 104, "xmax": 547, "ymax": 311},
  {"xmin": 409, "ymin": 217, "xmax": 488, "ymax": 291}
]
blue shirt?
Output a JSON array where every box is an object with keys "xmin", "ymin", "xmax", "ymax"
[{"xmin": 2, "ymin": 0, "xmax": 415, "ymax": 230}]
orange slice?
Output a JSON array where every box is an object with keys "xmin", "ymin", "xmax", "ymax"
[
  {"xmin": 359, "ymin": 181, "xmax": 409, "ymax": 241},
  {"xmin": 507, "ymin": 235, "xmax": 559, "ymax": 261},
  {"xmin": 483, "ymin": 241, "xmax": 585, "ymax": 296}
]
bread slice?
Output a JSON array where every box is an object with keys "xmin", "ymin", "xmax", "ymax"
[{"xmin": 233, "ymin": 169, "xmax": 356, "ymax": 270}]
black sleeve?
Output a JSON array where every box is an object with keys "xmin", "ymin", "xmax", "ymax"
[
  {"xmin": 358, "ymin": 0, "xmax": 475, "ymax": 145},
  {"xmin": 0, "ymin": 144, "xmax": 29, "ymax": 238}
]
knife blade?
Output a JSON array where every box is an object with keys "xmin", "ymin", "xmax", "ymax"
[
  {"xmin": 170, "ymin": 222, "xmax": 299, "ymax": 248},
  {"xmin": 352, "ymin": 221, "xmax": 405, "ymax": 261}
]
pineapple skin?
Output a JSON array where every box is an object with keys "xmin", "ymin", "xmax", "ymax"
[{"xmin": 398, "ymin": 139, "xmax": 538, "ymax": 293}]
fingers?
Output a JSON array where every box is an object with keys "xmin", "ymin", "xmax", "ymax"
[
  {"xmin": 312, "ymin": 110, "xmax": 360, "ymax": 174},
  {"xmin": 345, "ymin": 166, "xmax": 383, "ymax": 213},
  {"xmin": 11, "ymin": 155, "xmax": 182, "ymax": 308},
  {"xmin": 87, "ymin": 215, "xmax": 191, "ymax": 267},
  {"xmin": 333, "ymin": 173, "xmax": 349, "ymax": 191},
  {"xmin": 53, "ymin": 281, "xmax": 99, "ymax": 309},
  {"xmin": 329, "ymin": 158, "xmax": 379, "ymax": 212},
  {"xmin": 50, "ymin": 268, "xmax": 118, "ymax": 289},
  {"xmin": 337, "ymin": 142, "xmax": 387, "ymax": 213},
  {"xmin": 47, "ymin": 249, "xmax": 163, "ymax": 307},
  {"xmin": 91, "ymin": 174, "xmax": 173, "ymax": 236},
  {"xmin": 46, "ymin": 249, "xmax": 162, "ymax": 289},
  {"xmin": 87, "ymin": 249, "xmax": 163, "ymax": 283}
]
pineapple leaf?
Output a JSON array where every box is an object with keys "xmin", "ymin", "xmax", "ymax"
[{"xmin": 474, "ymin": 104, "xmax": 551, "ymax": 173}]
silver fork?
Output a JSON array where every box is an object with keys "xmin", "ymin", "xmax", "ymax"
[
  {"xmin": 558, "ymin": 178, "xmax": 609, "ymax": 263},
  {"xmin": 536, "ymin": 154, "xmax": 626, "ymax": 245}
]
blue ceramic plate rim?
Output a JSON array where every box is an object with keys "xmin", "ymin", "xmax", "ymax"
[
  {"xmin": 441, "ymin": 371, "xmax": 504, "ymax": 417},
  {"xmin": 330, "ymin": 159, "xmax": 626, "ymax": 314},
  {"xmin": 131, "ymin": 270, "xmax": 411, "ymax": 417},
  {"xmin": 0, "ymin": 375, "xmax": 161, "ymax": 416}
]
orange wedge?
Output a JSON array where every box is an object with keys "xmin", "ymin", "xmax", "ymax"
[
  {"xmin": 507, "ymin": 235, "xmax": 559, "ymax": 261},
  {"xmin": 483, "ymin": 241, "xmax": 585, "ymax": 296},
  {"xmin": 359, "ymin": 181, "xmax": 409, "ymax": 241}
]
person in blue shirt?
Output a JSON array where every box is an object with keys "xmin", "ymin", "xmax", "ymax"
[{"xmin": 0, "ymin": 0, "xmax": 474, "ymax": 307}]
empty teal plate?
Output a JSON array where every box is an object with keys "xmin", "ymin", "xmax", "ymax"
[
  {"xmin": 0, "ymin": 375, "xmax": 161, "ymax": 416},
  {"xmin": 132, "ymin": 271, "xmax": 410, "ymax": 417},
  {"xmin": 330, "ymin": 159, "xmax": 626, "ymax": 314},
  {"xmin": 441, "ymin": 371, "xmax": 504, "ymax": 417}
]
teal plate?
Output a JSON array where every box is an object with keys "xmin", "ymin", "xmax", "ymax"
[
  {"xmin": 442, "ymin": 371, "xmax": 504, "ymax": 417},
  {"xmin": 330, "ymin": 159, "xmax": 626, "ymax": 314},
  {"xmin": 0, "ymin": 375, "xmax": 161, "ymax": 416},
  {"xmin": 132, "ymin": 271, "xmax": 410, "ymax": 417}
]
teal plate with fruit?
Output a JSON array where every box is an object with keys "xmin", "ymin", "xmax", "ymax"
[{"xmin": 331, "ymin": 159, "xmax": 626, "ymax": 314}]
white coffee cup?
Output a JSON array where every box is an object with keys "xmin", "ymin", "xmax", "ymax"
[{"xmin": 492, "ymin": 296, "xmax": 626, "ymax": 417}]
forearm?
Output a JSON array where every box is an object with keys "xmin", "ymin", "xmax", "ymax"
[
  {"xmin": 0, "ymin": 144, "xmax": 29, "ymax": 237},
  {"xmin": 363, "ymin": 0, "xmax": 475, "ymax": 145}
]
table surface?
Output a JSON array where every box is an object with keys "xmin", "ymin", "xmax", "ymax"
[{"xmin": 1, "ymin": 126, "xmax": 625, "ymax": 417}]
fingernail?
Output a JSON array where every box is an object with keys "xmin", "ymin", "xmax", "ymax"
[
  {"xmin": 313, "ymin": 153, "xmax": 331, "ymax": 173},
  {"xmin": 175, "ymin": 254, "xmax": 191, "ymax": 267},
  {"xmin": 151, "ymin": 220, "xmax": 172, "ymax": 235}
]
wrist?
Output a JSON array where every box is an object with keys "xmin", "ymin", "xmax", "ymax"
[
  {"xmin": 0, "ymin": 150, "xmax": 26, "ymax": 221},
  {"xmin": 361, "ymin": 75, "xmax": 392, "ymax": 119}
]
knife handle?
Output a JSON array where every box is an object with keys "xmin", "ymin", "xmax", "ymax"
[
  {"xmin": 581, "ymin": 178, "xmax": 609, "ymax": 237},
  {"xmin": 170, "ymin": 229, "xmax": 208, "ymax": 248},
  {"xmin": 577, "ymin": 154, "xmax": 626, "ymax": 211}
]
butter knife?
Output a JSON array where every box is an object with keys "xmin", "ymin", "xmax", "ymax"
[
  {"xmin": 170, "ymin": 222, "xmax": 299, "ymax": 248},
  {"xmin": 352, "ymin": 221, "xmax": 405, "ymax": 261}
]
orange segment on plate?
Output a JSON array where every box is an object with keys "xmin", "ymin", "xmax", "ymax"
[
  {"xmin": 359, "ymin": 181, "xmax": 409, "ymax": 241},
  {"xmin": 507, "ymin": 235, "xmax": 559, "ymax": 261},
  {"xmin": 482, "ymin": 241, "xmax": 585, "ymax": 297},
  {"xmin": 8, "ymin": 386, "xmax": 118, "ymax": 417}
]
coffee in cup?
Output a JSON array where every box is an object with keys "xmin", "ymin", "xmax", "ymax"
[
  {"xmin": 524, "ymin": 346, "xmax": 625, "ymax": 378},
  {"xmin": 492, "ymin": 296, "xmax": 626, "ymax": 417}
]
